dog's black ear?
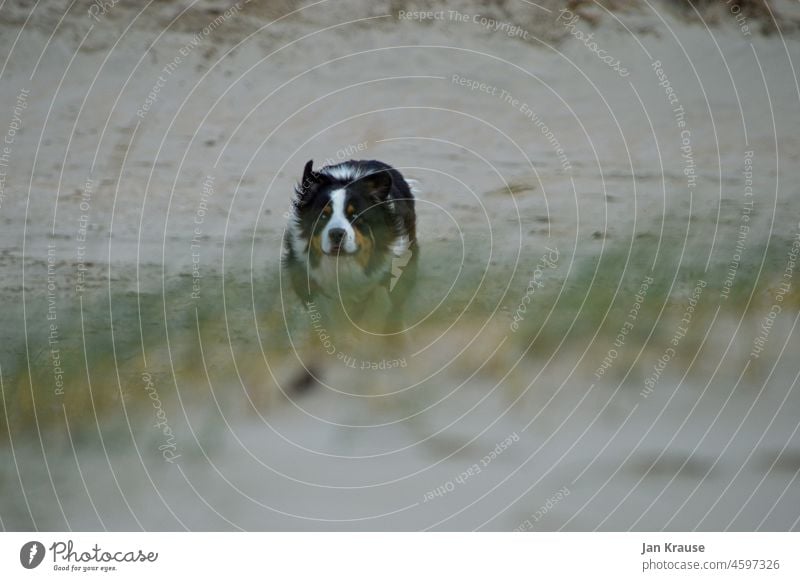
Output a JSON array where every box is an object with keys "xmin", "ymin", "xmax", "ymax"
[
  {"xmin": 359, "ymin": 170, "xmax": 392, "ymax": 199},
  {"xmin": 301, "ymin": 159, "xmax": 314, "ymax": 188},
  {"xmin": 294, "ymin": 159, "xmax": 320, "ymax": 208}
]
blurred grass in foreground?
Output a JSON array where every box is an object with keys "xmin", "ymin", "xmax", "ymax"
[{"xmin": 1, "ymin": 211, "xmax": 798, "ymax": 441}]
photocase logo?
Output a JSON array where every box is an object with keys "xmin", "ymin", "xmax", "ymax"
[
  {"xmin": 20, "ymin": 541, "xmax": 45, "ymax": 569},
  {"xmin": 390, "ymin": 248, "xmax": 413, "ymax": 292}
]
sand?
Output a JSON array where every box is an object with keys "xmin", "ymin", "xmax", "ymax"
[{"xmin": 1, "ymin": 0, "xmax": 799, "ymax": 530}]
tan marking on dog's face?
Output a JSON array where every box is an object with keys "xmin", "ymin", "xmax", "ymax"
[
  {"xmin": 310, "ymin": 232, "xmax": 324, "ymax": 256},
  {"xmin": 353, "ymin": 228, "xmax": 373, "ymax": 268}
]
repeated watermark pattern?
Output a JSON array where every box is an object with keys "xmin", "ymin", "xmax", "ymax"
[
  {"xmin": 750, "ymin": 224, "xmax": 799, "ymax": 360},
  {"xmin": 514, "ymin": 486, "xmax": 571, "ymax": 531},
  {"xmin": 322, "ymin": 141, "xmax": 368, "ymax": 168},
  {"xmin": 136, "ymin": 2, "xmax": 250, "ymax": 119},
  {"xmin": 141, "ymin": 372, "xmax": 181, "ymax": 464},
  {"xmin": 190, "ymin": 174, "xmax": 215, "ymax": 300},
  {"xmin": 720, "ymin": 150, "xmax": 754, "ymax": 301},
  {"xmin": 398, "ymin": 9, "xmax": 530, "ymax": 39},
  {"xmin": 0, "ymin": 0, "xmax": 799, "ymax": 539},
  {"xmin": 423, "ymin": 432, "xmax": 519, "ymax": 502},
  {"xmin": 556, "ymin": 9, "xmax": 629, "ymax": 77},
  {"xmin": 74, "ymin": 176, "xmax": 95, "ymax": 295},
  {"xmin": 641, "ymin": 280, "xmax": 707, "ymax": 399},
  {"xmin": 724, "ymin": 0, "xmax": 753, "ymax": 37},
  {"xmin": 305, "ymin": 300, "xmax": 406, "ymax": 371},
  {"xmin": 87, "ymin": 0, "xmax": 122, "ymax": 22},
  {"xmin": 0, "ymin": 88, "xmax": 29, "ymax": 211},
  {"xmin": 652, "ymin": 59, "xmax": 696, "ymax": 193},
  {"xmin": 450, "ymin": 74, "xmax": 573, "ymax": 172},
  {"xmin": 46, "ymin": 243, "xmax": 65, "ymax": 397},
  {"xmin": 510, "ymin": 247, "xmax": 559, "ymax": 332},
  {"xmin": 594, "ymin": 275, "xmax": 655, "ymax": 380}
]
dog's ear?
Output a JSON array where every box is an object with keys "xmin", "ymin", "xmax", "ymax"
[
  {"xmin": 301, "ymin": 159, "xmax": 314, "ymax": 188},
  {"xmin": 294, "ymin": 159, "xmax": 320, "ymax": 208},
  {"xmin": 358, "ymin": 170, "xmax": 392, "ymax": 199}
]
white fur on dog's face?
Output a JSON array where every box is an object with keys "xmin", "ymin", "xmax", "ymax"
[{"xmin": 321, "ymin": 188, "xmax": 358, "ymax": 254}]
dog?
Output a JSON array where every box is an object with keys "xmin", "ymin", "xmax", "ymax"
[{"xmin": 283, "ymin": 159, "xmax": 419, "ymax": 343}]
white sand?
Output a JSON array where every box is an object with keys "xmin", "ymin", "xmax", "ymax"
[{"xmin": 1, "ymin": 0, "xmax": 799, "ymax": 530}]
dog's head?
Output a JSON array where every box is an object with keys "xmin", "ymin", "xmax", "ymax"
[{"xmin": 291, "ymin": 160, "xmax": 395, "ymax": 265}]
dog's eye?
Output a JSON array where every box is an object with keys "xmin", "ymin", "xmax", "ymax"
[
  {"xmin": 346, "ymin": 204, "xmax": 356, "ymax": 219},
  {"xmin": 321, "ymin": 206, "xmax": 332, "ymax": 220}
]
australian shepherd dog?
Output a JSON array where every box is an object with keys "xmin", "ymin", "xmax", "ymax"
[{"xmin": 283, "ymin": 159, "xmax": 419, "ymax": 352}]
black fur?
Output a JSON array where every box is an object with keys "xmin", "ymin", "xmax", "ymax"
[{"xmin": 283, "ymin": 159, "xmax": 418, "ymax": 334}]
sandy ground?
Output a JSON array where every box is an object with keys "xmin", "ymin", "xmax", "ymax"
[{"xmin": 1, "ymin": 0, "xmax": 800, "ymax": 530}]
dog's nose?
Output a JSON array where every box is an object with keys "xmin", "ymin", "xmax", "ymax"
[{"xmin": 328, "ymin": 228, "xmax": 346, "ymax": 246}]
